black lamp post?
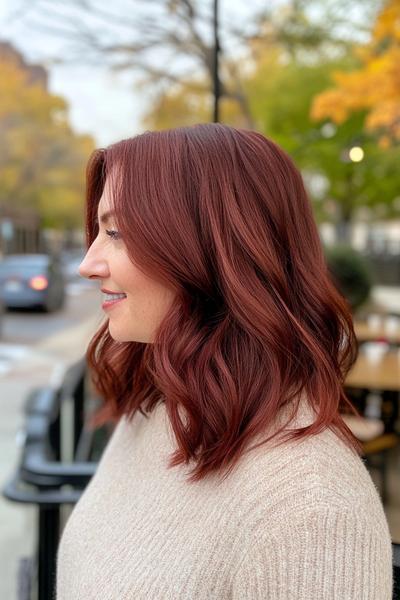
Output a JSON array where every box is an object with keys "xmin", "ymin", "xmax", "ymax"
[{"xmin": 212, "ymin": 0, "xmax": 220, "ymax": 122}]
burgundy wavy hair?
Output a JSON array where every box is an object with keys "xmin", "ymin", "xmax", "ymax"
[{"xmin": 85, "ymin": 123, "xmax": 361, "ymax": 483}]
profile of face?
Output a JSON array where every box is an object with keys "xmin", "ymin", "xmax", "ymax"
[{"xmin": 79, "ymin": 177, "xmax": 176, "ymax": 343}]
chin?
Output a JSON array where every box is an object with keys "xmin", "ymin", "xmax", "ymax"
[
  {"xmin": 108, "ymin": 323, "xmax": 149, "ymax": 344},
  {"xmin": 108, "ymin": 323, "xmax": 128, "ymax": 342}
]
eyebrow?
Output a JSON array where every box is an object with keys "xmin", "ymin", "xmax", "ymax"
[{"xmin": 95, "ymin": 210, "xmax": 115, "ymax": 225}]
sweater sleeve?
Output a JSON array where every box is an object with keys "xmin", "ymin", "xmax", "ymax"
[{"xmin": 232, "ymin": 505, "xmax": 393, "ymax": 600}]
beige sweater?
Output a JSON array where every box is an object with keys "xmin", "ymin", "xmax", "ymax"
[{"xmin": 56, "ymin": 399, "xmax": 393, "ymax": 599}]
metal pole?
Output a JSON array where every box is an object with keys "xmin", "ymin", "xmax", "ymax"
[
  {"xmin": 212, "ymin": 0, "xmax": 220, "ymax": 122},
  {"xmin": 38, "ymin": 505, "xmax": 60, "ymax": 600}
]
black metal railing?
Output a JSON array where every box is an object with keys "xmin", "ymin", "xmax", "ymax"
[
  {"xmin": 2, "ymin": 357, "xmax": 110, "ymax": 600},
  {"xmin": 394, "ymin": 543, "xmax": 400, "ymax": 599}
]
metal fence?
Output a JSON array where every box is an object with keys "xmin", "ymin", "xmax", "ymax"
[{"xmin": 2, "ymin": 358, "xmax": 110, "ymax": 600}]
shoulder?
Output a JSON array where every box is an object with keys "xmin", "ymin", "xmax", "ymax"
[
  {"xmin": 228, "ymin": 428, "xmax": 393, "ymax": 599},
  {"xmin": 227, "ymin": 417, "xmax": 390, "ymax": 542},
  {"xmin": 244, "ymin": 426, "xmax": 383, "ymax": 511},
  {"xmin": 231, "ymin": 495, "xmax": 393, "ymax": 599}
]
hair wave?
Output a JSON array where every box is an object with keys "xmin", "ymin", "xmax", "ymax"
[{"xmin": 85, "ymin": 123, "xmax": 361, "ymax": 483}]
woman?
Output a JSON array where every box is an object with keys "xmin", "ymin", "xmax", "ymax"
[{"xmin": 57, "ymin": 124, "xmax": 392, "ymax": 599}]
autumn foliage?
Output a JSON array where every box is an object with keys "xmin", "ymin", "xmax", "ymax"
[
  {"xmin": 311, "ymin": 0, "xmax": 400, "ymax": 145},
  {"xmin": 0, "ymin": 48, "xmax": 95, "ymax": 227}
]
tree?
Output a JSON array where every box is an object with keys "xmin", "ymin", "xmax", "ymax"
[
  {"xmin": 311, "ymin": 0, "xmax": 400, "ymax": 145},
  {"xmin": 9, "ymin": 0, "xmax": 395, "ymax": 240},
  {"xmin": 143, "ymin": 46, "xmax": 400, "ymax": 241},
  {"xmin": 8, "ymin": 0, "xmax": 379, "ymax": 129},
  {"xmin": 9, "ymin": 0, "xmax": 255, "ymax": 127},
  {"xmin": 0, "ymin": 49, "xmax": 95, "ymax": 228},
  {"xmin": 244, "ymin": 49, "xmax": 400, "ymax": 229}
]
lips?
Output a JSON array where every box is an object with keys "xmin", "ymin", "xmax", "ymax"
[
  {"xmin": 101, "ymin": 288, "xmax": 126, "ymax": 295},
  {"xmin": 101, "ymin": 288, "xmax": 127, "ymax": 311}
]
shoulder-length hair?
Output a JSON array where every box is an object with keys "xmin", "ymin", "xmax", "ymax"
[{"xmin": 85, "ymin": 123, "xmax": 361, "ymax": 483}]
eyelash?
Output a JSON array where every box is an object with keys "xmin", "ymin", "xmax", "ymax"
[{"xmin": 105, "ymin": 229, "xmax": 122, "ymax": 241}]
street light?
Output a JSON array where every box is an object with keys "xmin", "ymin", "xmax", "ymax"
[
  {"xmin": 349, "ymin": 146, "xmax": 364, "ymax": 162},
  {"xmin": 340, "ymin": 145, "xmax": 365, "ymax": 163}
]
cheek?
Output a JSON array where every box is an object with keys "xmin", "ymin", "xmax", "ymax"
[
  {"xmin": 128, "ymin": 284, "xmax": 175, "ymax": 321},
  {"xmin": 124, "ymin": 270, "xmax": 150, "ymax": 297},
  {"xmin": 114, "ymin": 255, "xmax": 144, "ymax": 289}
]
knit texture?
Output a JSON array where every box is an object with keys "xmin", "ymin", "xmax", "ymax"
[{"xmin": 56, "ymin": 399, "xmax": 393, "ymax": 599}]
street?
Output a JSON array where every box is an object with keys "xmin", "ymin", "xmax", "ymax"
[
  {"xmin": 0, "ymin": 280, "xmax": 102, "ymax": 599},
  {"xmin": 1, "ymin": 281, "xmax": 99, "ymax": 345},
  {"xmin": 0, "ymin": 282, "xmax": 102, "ymax": 374}
]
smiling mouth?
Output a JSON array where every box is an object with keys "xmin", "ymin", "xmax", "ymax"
[
  {"xmin": 102, "ymin": 291, "xmax": 127, "ymax": 310},
  {"xmin": 103, "ymin": 292, "xmax": 127, "ymax": 301}
]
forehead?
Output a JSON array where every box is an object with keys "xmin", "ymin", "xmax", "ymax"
[
  {"xmin": 98, "ymin": 193, "xmax": 112, "ymax": 214},
  {"xmin": 97, "ymin": 177, "xmax": 114, "ymax": 215}
]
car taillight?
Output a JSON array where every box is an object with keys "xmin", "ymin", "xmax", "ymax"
[{"xmin": 29, "ymin": 275, "xmax": 49, "ymax": 290}]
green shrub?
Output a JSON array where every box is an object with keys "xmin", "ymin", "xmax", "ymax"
[{"xmin": 324, "ymin": 245, "xmax": 373, "ymax": 312}]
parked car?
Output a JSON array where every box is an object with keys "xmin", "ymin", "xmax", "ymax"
[{"xmin": 0, "ymin": 254, "xmax": 66, "ymax": 312}]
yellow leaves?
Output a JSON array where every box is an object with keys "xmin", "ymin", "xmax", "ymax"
[
  {"xmin": 311, "ymin": 0, "xmax": 400, "ymax": 144},
  {"xmin": 0, "ymin": 59, "xmax": 26, "ymax": 112},
  {"xmin": 378, "ymin": 135, "xmax": 392, "ymax": 149},
  {"xmin": 219, "ymin": 97, "xmax": 246, "ymax": 127},
  {"xmin": 142, "ymin": 79, "xmax": 210, "ymax": 130},
  {"xmin": 311, "ymin": 66, "xmax": 376, "ymax": 122},
  {"xmin": 142, "ymin": 77, "xmax": 247, "ymax": 131},
  {"xmin": 374, "ymin": 0, "xmax": 400, "ymax": 42},
  {"xmin": 0, "ymin": 56, "xmax": 66, "ymax": 124},
  {"xmin": 311, "ymin": 88, "xmax": 351, "ymax": 123},
  {"xmin": 367, "ymin": 100, "xmax": 400, "ymax": 142},
  {"xmin": 0, "ymin": 50, "xmax": 95, "ymax": 227}
]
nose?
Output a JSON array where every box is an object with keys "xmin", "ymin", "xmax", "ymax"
[{"xmin": 79, "ymin": 242, "xmax": 109, "ymax": 280}]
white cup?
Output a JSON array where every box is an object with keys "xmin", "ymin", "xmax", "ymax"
[
  {"xmin": 384, "ymin": 315, "xmax": 400, "ymax": 335},
  {"xmin": 363, "ymin": 341, "xmax": 389, "ymax": 363},
  {"xmin": 367, "ymin": 314, "xmax": 383, "ymax": 331}
]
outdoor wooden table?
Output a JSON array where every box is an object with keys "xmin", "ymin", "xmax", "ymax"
[
  {"xmin": 345, "ymin": 348, "xmax": 400, "ymax": 432},
  {"xmin": 346, "ymin": 349, "xmax": 400, "ymax": 392},
  {"xmin": 354, "ymin": 320, "xmax": 400, "ymax": 345}
]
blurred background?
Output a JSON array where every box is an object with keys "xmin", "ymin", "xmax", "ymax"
[{"xmin": 0, "ymin": 0, "xmax": 399, "ymax": 598}]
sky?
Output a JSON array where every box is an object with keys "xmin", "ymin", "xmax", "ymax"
[{"xmin": 0, "ymin": 0, "xmax": 269, "ymax": 146}]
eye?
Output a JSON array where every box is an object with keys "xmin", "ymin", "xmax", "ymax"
[{"xmin": 105, "ymin": 229, "xmax": 122, "ymax": 241}]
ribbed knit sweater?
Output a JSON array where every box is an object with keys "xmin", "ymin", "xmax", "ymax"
[{"xmin": 56, "ymin": 399, "xmax": 393, "ymax": 599}]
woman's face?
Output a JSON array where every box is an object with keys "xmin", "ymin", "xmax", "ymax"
[{"xmin": 79, "ymin": 178, "xmax": 176, "ymax": 343}]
